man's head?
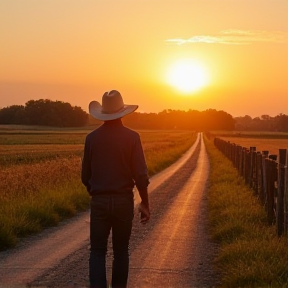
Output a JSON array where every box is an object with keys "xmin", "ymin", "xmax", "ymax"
[{"xmin": 89, "ymin": 90, "xmax": 138, "ymax": 121}]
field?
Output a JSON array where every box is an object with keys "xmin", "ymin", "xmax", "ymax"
[
  {"xmin": 218, "ymin": 137, "xmax": 288, "ymax": 156},
  {"xmin": 0, "ymin": 125, "xmax": 196, "ymax": 250},
  {"xmin": 209, "ymin": 131, "xmax": 288, "ymax": 157}
]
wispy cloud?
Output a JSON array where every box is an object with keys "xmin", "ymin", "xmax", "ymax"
[{"xmin": 166, "ymin": 30, "xmax": 288, "ymax": 45}]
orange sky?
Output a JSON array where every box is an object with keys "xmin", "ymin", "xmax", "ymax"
[{"xmin": 1, "ymin": 0, "xmax": 287, "ymax": 117}]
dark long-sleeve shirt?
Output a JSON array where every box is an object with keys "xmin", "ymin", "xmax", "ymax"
[{"xmin": 81, "ymin": 119, "xmax": 149, "ymax": 200}]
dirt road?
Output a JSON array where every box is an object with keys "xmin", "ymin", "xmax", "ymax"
[{"xmin": 0, "ymin": 133, "xmax": 219, "ymax": 288}]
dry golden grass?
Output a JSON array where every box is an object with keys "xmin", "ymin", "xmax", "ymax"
[
  {"xmin": 219, "ymin": 137, "xmax": 288, "ymax": 156},
  {"xmin": 0, "ymin": 144, "xmax": 84, "ymax": 166},
  {"xmin": 0, "ymin": 157, "xmax": 82, "ymax": 199},
  {"xmin": 0, "ymin": 156, "xmax": 88, "ymax": 249},
  {"xmin": 1, "ymin": 144, "xmax": 83, "ymax": 154},
  {"xmin": 0, "ymin": 144, "xmax": 83, "ymax": 166}
]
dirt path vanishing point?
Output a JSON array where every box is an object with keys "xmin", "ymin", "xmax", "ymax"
[{"xmin": 0, "ymin": 133, "xmax": 220, "ymax": 288}]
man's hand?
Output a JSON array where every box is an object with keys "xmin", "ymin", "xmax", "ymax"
[{"xmin": 138, "ymin": 202, "xmax": 150, "ymax": 224}]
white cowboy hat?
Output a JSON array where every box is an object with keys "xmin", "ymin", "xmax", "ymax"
[{"xmin": 89, "ymin": 90, "xmax": 138, "ymax": 121}]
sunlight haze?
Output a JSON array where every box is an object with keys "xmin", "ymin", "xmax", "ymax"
[{"xmin": 0, "ymin": 0, "xmax": 287, "ymax": 117}]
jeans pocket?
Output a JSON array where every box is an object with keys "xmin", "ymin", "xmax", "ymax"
[
  {"xmin": 90, "ymin": 196, "xmax": 110, "ymax": 220},
  {"xmin": 113, "ymin": 195, "xmax": 134, "ymax": 222}
]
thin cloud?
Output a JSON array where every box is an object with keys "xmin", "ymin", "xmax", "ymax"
[{"xmin": 166, "ymin": 30, "xmax": 288, "ymax": 45}]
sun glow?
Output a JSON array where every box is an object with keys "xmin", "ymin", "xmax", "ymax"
[{"xmin": 167, "ymin": 59, "xmax": 209, "ymax": 94}]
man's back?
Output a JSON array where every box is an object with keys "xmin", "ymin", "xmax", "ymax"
[{"xmin": 81, "ymin": 119, "xmax": 148, "ymax": 195}]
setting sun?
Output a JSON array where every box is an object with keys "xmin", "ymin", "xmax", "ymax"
[
  {"xmin": 0, "ymin": 1, "xmax": 287, "ymax": 116},
  {"xmin": 166, "ymin": 59, "xmax": 209, "ymax": 94}
]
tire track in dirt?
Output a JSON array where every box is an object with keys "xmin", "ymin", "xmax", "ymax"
[{"xmin": 128, "ymin": 134, "xmax": 219, "ymax": 288}]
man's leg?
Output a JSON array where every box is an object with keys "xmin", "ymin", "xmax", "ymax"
[
  {"xmin": 111, "ymin": 195, "xmax": 134, "ymax": 288},
  {"xmin": 90, "ymin": 196, "xmax": 112, "ymax": 288}
]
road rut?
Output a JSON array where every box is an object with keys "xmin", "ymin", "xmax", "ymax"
[{"xmin": 128, "ymin": 133, "xmax": 218, "ymax": 287}]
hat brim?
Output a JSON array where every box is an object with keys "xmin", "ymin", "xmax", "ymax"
[{"xmin": 89, "ymin": 101, "xmax": 138, "ymax": 121}]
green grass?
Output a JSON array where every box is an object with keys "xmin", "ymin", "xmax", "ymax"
[{"xmin": 204, "ymin": 135, "xmax": 288, "ymax": 287}]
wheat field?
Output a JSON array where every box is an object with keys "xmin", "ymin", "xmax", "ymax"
[{"xmin": 0, "ymin": 127, "xmax": 196, "ymax": 250}]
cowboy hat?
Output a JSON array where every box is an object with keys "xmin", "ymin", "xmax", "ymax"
[{"xmin": 89, "ymin": 90, "xmax": 138, "ymax": 121}]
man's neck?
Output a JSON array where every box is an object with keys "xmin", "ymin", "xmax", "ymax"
[{"xmin": 103, "ymin": 118, "xmax": 123, "ymax": 126}]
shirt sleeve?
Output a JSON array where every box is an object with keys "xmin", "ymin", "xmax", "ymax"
[
  {"xmin": 131, "ymin": 134, "xmax": 150, "ymax": 191},
  {"xmin": 81, "ymin": 136, "xmax": 91, "ymax": 192}
]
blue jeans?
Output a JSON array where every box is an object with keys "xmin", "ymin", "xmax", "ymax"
[{"xmin": 89, "ymin": 193, "xmax": 134, "ymax": 288}]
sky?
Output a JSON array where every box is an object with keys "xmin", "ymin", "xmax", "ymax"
[{"xmin": 0, "ymin": 0, "xmax": 287, "ymax": 118}]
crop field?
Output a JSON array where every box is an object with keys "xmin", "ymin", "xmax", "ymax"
[
  {"xmin": 217, "ymin": 137, "xmax": 288, "ymax": 156},
  {"xmin": 208, "ymin": 130, "xmax": 288, "ymax": 156},
  {"xmin": 210, "ymin": 130, "xmax": 288, "ymax": 139},
  {"xmin": 0, "ymin": 125, "xmax": 196, "ymax": 250}
]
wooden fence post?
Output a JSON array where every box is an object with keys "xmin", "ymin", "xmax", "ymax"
[
  {"xmin": 249, "ymin": 147, "xmax": 256, "ymax": 189},
  {"xmin": 239, "ymin": 146, "xmax": 244, "ymax": 176},
  {"xmin": 261, "ymin": 151, "xmax": 269, "ymax": 208},
  {"xmin": 256, "ymin": 152, "xmax": 262, "ymax": 200},
  {"xmin": 267, "ymin": 155, "xmax": 277, "ymax": 225},
  {"xmin": 277, "ymin": 149, "xmax": 286, "ymax": 236},
  {"xmin": 285, "ymin": 152, "xmax": 288, "ymax": 235},
  {"xmin": 244, "ymin": 149, "xmax": 248, "ymax": 184},
  {"xmin": 245, "ymin": 149, "xmax": 250, "ymax": 185}
]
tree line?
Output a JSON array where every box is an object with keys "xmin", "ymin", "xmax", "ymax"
[
  {"xmin": 235, "ymin": 114, "xmax": 288, "ymax": 132},
  {"xmin": 121, "ymin": 109, "xmax": 235, "ymax": 130},
  {"xmin": 0, "ymin": 99, "xmax": 235, "ymax": 130},
  {"xmin": 0, "ymin": 99, "xmax": 88, "ymax": 127},
  {"xmin": 1, "ymin": 99, "xmax": 288, "ymax": 131}
]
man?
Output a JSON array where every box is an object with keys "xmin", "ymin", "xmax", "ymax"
[{"xmin": 81, "ymin": 90, "xmax": 150, "ymax": 288}]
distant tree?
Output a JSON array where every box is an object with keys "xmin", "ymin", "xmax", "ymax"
[
  {"xmin": 0, "ymin": 105, "xmax": 26, "ymax": 124},
  {"xmin": 274, "ymin": 114, "xmax": 288, "ymax": 132},
  {"xmin": 122, "ymin": 112, "xmax": 140, "ymax": 129},
  {"xmin": 261, "ymin": 114, "xmax": 271, "ymax": 121},
  {"xmin": 234, "ymin": 113, "xmax": 288, "ymax": 132},
  {"xmin": 249, "ymin": 117, "xmax": 262, "ymax": 131},
  {"xmin": 200, "ymin": 109, "xmax": 235, "ymax": 131},
  {"xmin": 234, "ymin": 115, "xmax": 253, "ymax": 131}
]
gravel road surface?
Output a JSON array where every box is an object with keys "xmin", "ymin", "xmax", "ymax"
[{"xmin": 0, "ymin": 133, "xmax": 220, "ymax": 288}]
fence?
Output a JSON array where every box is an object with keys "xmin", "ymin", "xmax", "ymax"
[{"xmin": 213, "ymin": 137, "xmax": 288, "ymax": 237}]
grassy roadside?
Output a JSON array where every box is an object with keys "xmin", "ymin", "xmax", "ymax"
[
  {"xmin": 204, "ymin": 136, "xmax": 288, "ymax": 287},
  {"xmin": 0, "ymin": 158, "xmax": 89, "ymax": 250}
]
